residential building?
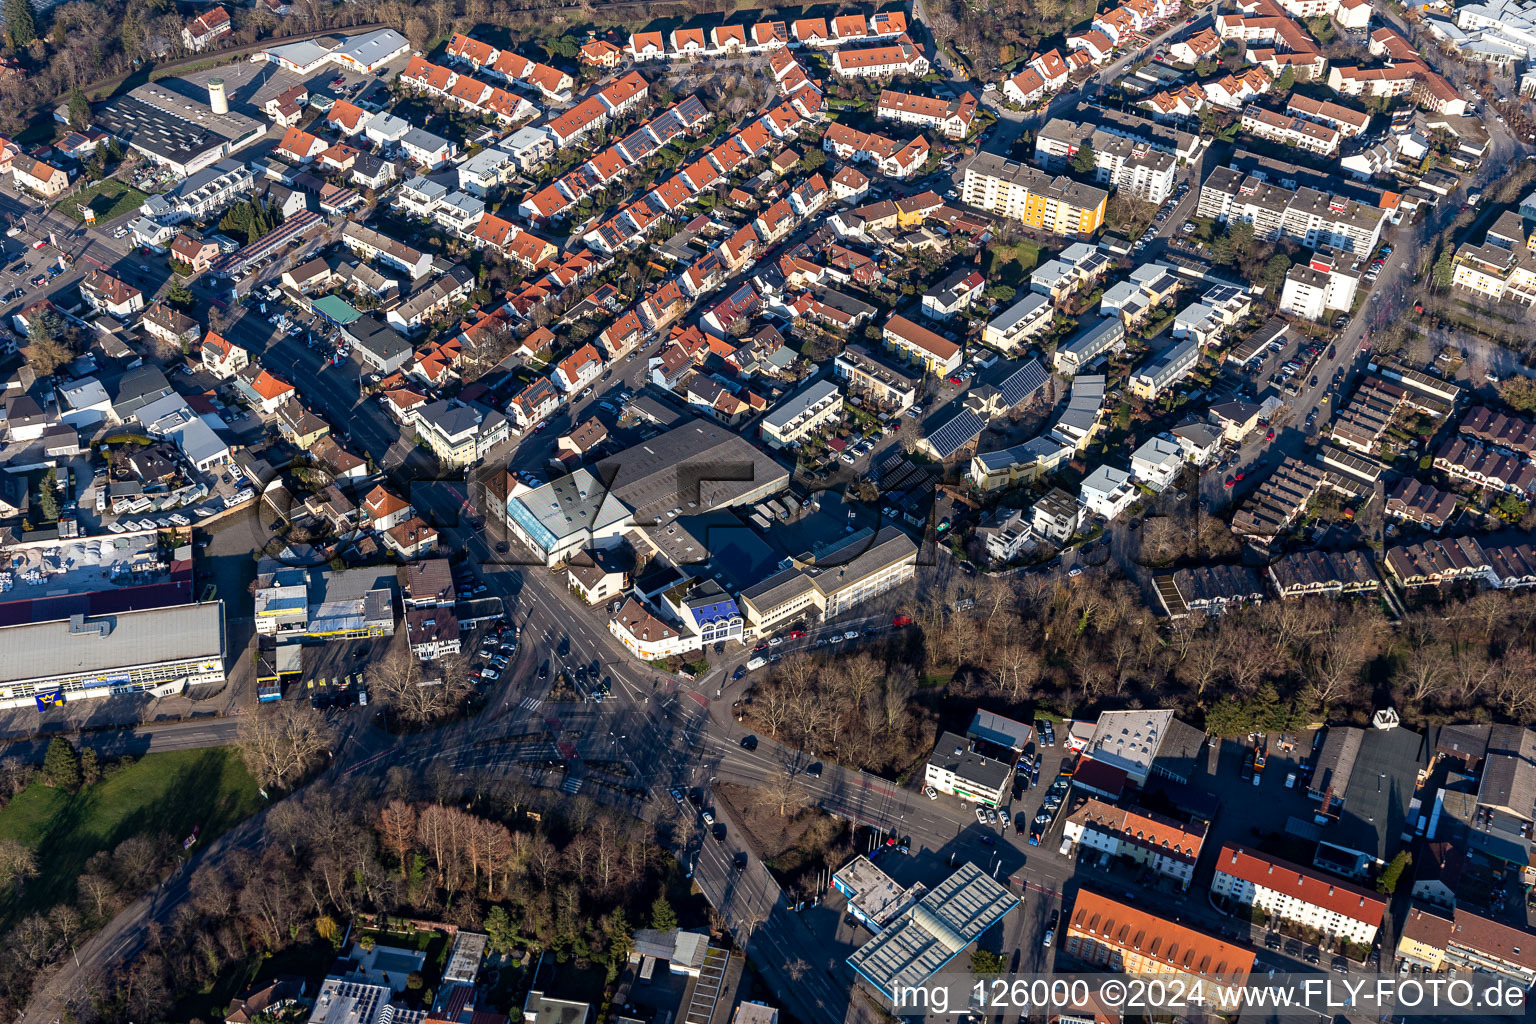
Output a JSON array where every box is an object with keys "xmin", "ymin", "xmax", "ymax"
[
  {"xmin": 1100, "ymin": 264, "xmax": 1180, "ymax": 327},
  {"xmin": 883, "ymin": 314, "xmax": 962, "ymax": 375},
  {"xmin": 1054, "ymin": 316, "xmax": 1125, "ymax": 375},
  {"xmin": 406, "ymin": 606, "xmax": 459, "ymax": 659},
  {"xmin": 760, "ymin": 380, "xmax": 842, "ymax": 449},
  {"xmin": 169, "ymin": 233, "xmax": 220, "ymax": 273},
  {"xmin": 1031, "ymin": 242, "xmax": 1112, "ymax": 303},
  {"xmin": 1267, "ymin": 549, "xmax": 1381, "ymax": 599},
  {"xmin": 509, "ymin": 378, "xmax": 561, "ymax": 431},
  {"xmin": 1171, "ymin": 289, "xmax": 1248, "ymax": 348},
  {"xmin": 566, "ymin": 548, "xmax": 629, "ymax": 605},
  {"xmin": 876, "ymin": 89, "xmax": 977, "ymax": 140},
  {"xmin": 1286, "ymin": 93, "xmax": 1370, "ymax": 136},
  {"xmin": 1210, "ymin": 844, "xmax": 1385, "ymax": 945},
  {"xmin": 1396, "ymin": 904, "xmax": 1536, "ymax": 988},
  {"xmin": 182, "ymin": 6, "xmax": 232, "ymax": 50},
  {"xmin": 1065, "ymin": 892, "xmax": 1254, "ymax": 1013},
  {"xmin": 1035, "ymin": 120, "xmax": 1179, "ymax": 203},
  {"xmin": 982, "ymin": 292, "xmax": 1053, "ymax": 353},
  {"xmin": 142, "ymin": 303, "xmax": 201, "ymax": 349},
  {"xmin": 1160, "ymin": 564, "xmax": 1267, "ymax": 617},
  {"xmin": 1129, "ymin": 336, "xmax": 1201, "ymax": 401},
  {"xmin": 924, "ymin": 731, "xmax": 1012, "ymax": 806},
  {"xmin": 976, "ymin": 507, "xmax": 1034, "ymax": 564},
  {"xmin": 962, "ymin": 153, "xmax": 1108, "ymax": 237},
  {"xmin": 342, "ymin": 222, "xmax": 433, "ymax": 279},
  {"xmin": 1450, "ymin": 241, "xmax": 1536, "ymax": 305},
  {"xmin": 413, "ymin": 399, "xmax": 508, "ymax": 468},
  {"xmin": 1434, "ymin": 436, "xmax": 1536, "ymax": 495},
  {"xmin": 969, "ymin": 437, "xmax": 1072, "ymax": 491},
  {"xmin": 554, "ymin": 343, "xmax": 603, "ymax": 393},
  {"xmin": 833, "ymin": 344, "xmax": 921, "ymax": 413},
  {"xmin": 830, "ymin": 38, "xmax": 931, "ymax": 79},
  {"xmin": 1080, "ymin": 464, "xmax": 1137, "ymax": 520},
  {"xmin": 1129, "ymin": 435, "xmax": 1185, "ymax": 491},
  {"xmin": 1064, "ymin": 799, "xmax": 1207, "ymax": 889},
  {"xmin": 81, "ymin": 270, "xmax": 144, "ymax": 318},
  {"xmin": 1031, "ymin": 487, "xmax": 1085, "ymax": 543},
  {"xmin": 12, "ymin": 157, "xmax": 67, "ymax": 197},
  {"xmin": 1280, "ymin": 251, "xmax": 1361, "ymax": 319},
  {"xmin": 1198, "ymin": 166, "xmax": 1388, "ymax": 254},
  {"xmin": 1051, "ymin": 374, "xmax": 1107, "ymax": 449},
  {"xmin": 1240, "ymin": 105, "xmax": 1340, "ymax": 155},
  {"xmin": 609, "ymin": 596, "xmax": 700, "ymax": 660},
  {"xmin": 921, "ymin": 268, "xmax": 985, "ymax": 320},
  {"xmin": 1385, "ymin": 477, "xmax": 1459, "ymax": 531}
]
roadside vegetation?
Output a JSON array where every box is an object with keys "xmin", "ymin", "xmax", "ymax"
[
  {"xmin": 2, "ymin": 756, "xmax": 710, "ymax": 1024},
  {"xmin": 0, "ymin": 744, "xmax": 261, "ymax": 1014},
  {"xmin": 744, "ymin": 574, "xmax": 1536, "ymax": 770}
]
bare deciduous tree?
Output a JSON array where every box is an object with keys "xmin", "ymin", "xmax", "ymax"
[
  {"xmin": 236, "ymin": 700, "xmax": 334, "ymax": 792},
  {"xmin": 369, "ymin": 642, "xmax": 473, "ymax": 727}
]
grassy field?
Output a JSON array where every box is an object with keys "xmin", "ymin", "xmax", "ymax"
[
  {"xmin": 0, "ymin": 746, "xmax": 261, "ymax": 925},
  {"xmin": 984, "ymin": 239, "xmax": 1044, "ymax": 289},
  {"xmin": 60, "ymin": 179, "xmax": 149, "ymax": 224}
]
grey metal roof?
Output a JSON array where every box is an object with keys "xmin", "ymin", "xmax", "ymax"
[
  {"xmin": 761, "ymin": 379, "xmax": 840, "ymax": 433},
  {"xmin": 0, "ymin": 602, "xmax": 224, "ymax": 684},
  {"xmin": 596, "ymin": 418, "xmax": 789, "ymax": 520},
  {"xmin": 846, "ymin": 860, "xmax": 1018, "ymax": 997},
  {"xmin": 333, "ymin": 28, "xmax": 407, "ymax": 67},
  {"xmin": 513, "ymin": 468, "xmax": 632, "ymax": 541}
]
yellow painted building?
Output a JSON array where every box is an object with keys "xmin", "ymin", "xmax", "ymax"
[{"xmin": 961, "ymin": 152, "xmax": 1107, "ymax": 238}]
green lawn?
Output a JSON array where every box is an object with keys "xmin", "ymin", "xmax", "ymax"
[
  {"xmin": 984, "ymin": 240, "xmax": 1043, "ymax": 289},
  {"xmin": 59, "ymin": 179, "xmax": 149, "ymax": 224},
  {"xmin": 0, "ymin": 746, "xmax": 261, "ymax": 925}
]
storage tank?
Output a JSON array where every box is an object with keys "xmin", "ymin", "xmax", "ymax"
[{"xmin": 208, "ymin": 78, "xmax": 229, "ymax": 115}]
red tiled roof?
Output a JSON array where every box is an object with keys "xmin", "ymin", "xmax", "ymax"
[{"xmin": 1215, "ymin": 844, "xmax": 1385, "ymax": 925}]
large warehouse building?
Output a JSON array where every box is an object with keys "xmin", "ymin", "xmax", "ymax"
[
  {"xmin": 846, "ymin": 861, "xmax": 1019, "ymax": 1005},
  {"xmin": 502, "ymin": 418, "xmax": 790, "ymax": 565},
  {"xmin": 0, "ymin": 603, "xmax": 226, "ymax": 711},
  {"xmin": 92, "ymin": 82, "xmax": 265, "ymax": 176}
]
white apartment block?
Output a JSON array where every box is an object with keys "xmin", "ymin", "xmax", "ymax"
[
  {"xmin": 1063, "ymin": 798, "xmax": 1207, "ymax": 889},
  {"xmin": 1130, "ymin": 435, "xmax": 1185, "ymax": 492},
  {"xmin": 1198, "ymin": 166, "xmax": 1387, "ymax": 255},
  {"xmin": 1084, "ymin": 130, "xmax": 1178, "ymax": 204},
  {"xmin": 760, "ymin": 380, "xmax": 842, "ymax": 448},
  {"xmin": 1279, "ymin": 252, "xmax": 1361, "ymax": 320},
  {"xmin": 1211, "ymin": 844, "xmax": 1385, "ymax": 945},
  {"xmin": 983, "ymin": 292, "xmax": 1054, "ymax": 352},
  {"xmin": 1277, "ymin": 0, "xmax": 1372, "ymax": 29},
  {"xmin": 1240, "ymin": 105, "xmax": 1340, "ymax": 156}
]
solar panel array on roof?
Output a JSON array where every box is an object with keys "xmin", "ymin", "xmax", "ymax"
[
  {"xmin": 880, "ymin": 460, "xmax": 925, "ymax": 492},
  {"xmin": 925, "ymin": 410, "xmax": 985, "ymax": 460},
  {"xmin": 995, "ymin": 359, "xmax": 1048, "ymax": 408}
]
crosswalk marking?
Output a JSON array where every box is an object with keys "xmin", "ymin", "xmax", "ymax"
[{"xmin": 519, "ymin": 696, "xmax": 543, "ymax": 711}]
